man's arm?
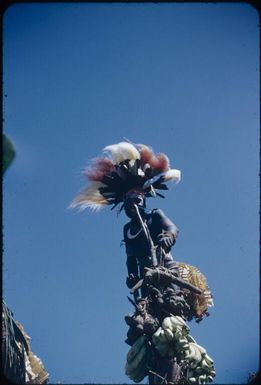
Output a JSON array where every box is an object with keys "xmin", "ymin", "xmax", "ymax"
[{"xmin": 152, "ymin": 209, "xmax": 179, "ymax": 251}]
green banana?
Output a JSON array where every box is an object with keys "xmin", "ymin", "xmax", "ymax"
[
  {"xmin": 128, "ymin": 354, "xmax": 148, "ymax": 383},
  {"xmin": 150, "ymin": 318, "xmax": 215, "ymax": 385},
  {"xmin": 199, "ymin": 374, "xmax": 207, "ymax": 383},
  {"xmin": 164, "ymin": 327, "xmax": 174, "ymax": 341},
  {"xmin": 174, "ymin": 329, "xmax": 182, "ymax": 340},
  {"xmin": 162, "ymin": 317, "xmax": 173, "ymax": 330},
  {"xmin": 152, "ymin": 326, "xmax": 163, "ymax": 339},
  {"xmin": 127, "ymin": 335, "xmax": 148, "ymax": 362},
  {"xmin": 195, "ymin": 366, "xmax": 203, "ymax": 374},
  {"xmin": 190, "ymin": 362, "xmax": 198, "ymax": 369},
  {"xmin": 152, "ymin": 327, "xmax": 161, "ymax": 338},
  {"xmin": 155, "ymin": 342, "xmax": 169, "ymax": 357},
  {"xmin": 131, "ymin": 367, "xmax": 148, "ymax": 383},
  {"xmin": 175, "ymin": 315, "xmax": 189, "ymax": 328},
  {"xmin": 128, "ymin": 361, "xmax": 148, "ymax": 383},
  {"xmin": 126, "ymin": 315, "xmax": 216, "ymax": 384},
  {"xmin": 187, "ymin": 335, "xmax": 197, "ymax": 343},
  {"xmin": 159, "ymin": 330, "xmax": 169, "ymax": 344},
  {"xmin": 186, "ymin": 343, "xmax": 202, "ymax": 363},
  {"xmin": 152, "ymin": 327, "xmax": 168, "ymax": 345},
  {"xmin": 170, "ymin": 316, "xmax": 186, "ymax": 330},
  {"xmin": 125, "ymin": 344, "xmax": 148, "ymax": 376},
  {"xmin": 200, "ymin": 358, "xmax": 210, "ymax": 371},
  {"xmin": 175, "ymin": 338, "xmax": 189, "ymax": 351},
  {"xmin": 204, "ymin": 354, "xmax": 214, "ymax": 365},
  {"xmin": 194, "ymin": 343, "xmax": 207, "ymax": 356},
  {"xmin": 185, "ymin": 347, "xmax": 195, "ymax": 361}
]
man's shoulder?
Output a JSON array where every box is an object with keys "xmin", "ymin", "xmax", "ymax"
[
  {"xmin": 150, "ymin": 208, "xmax": 165, "ymax": 218},
  {"xmin": 145, "ymin": 208, "xmax": 167, "ymax": 225}
]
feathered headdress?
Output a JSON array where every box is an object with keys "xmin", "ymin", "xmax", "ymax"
[{"xmin": 70, "ymin": 141, "xmax": 181, "ymax": 211}]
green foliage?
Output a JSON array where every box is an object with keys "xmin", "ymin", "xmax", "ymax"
[
  {"xmin": 3, "ymin": 134, "xmax": 16, "ymax": 173},
  {"xmin": 248, "ymin": 372, "xmax": 260, "ymax": 384}
]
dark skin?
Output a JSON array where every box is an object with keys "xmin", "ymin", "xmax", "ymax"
[
  {"xmin": 124, "ymin": 192, "xmax": 145, "ymax": 222},
  {"xmin": 123, "ymin": 191, "xmax": 179, "ymax": 290},
  {"xmin": 124, "ymin": 193, "xmax": 146, "ymax": 286}
]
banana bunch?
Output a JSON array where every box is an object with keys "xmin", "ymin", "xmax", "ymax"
[
  {"xmin": 185, "ymin": 342, "xmax": 215, "ymax": 384},
  {"xmin": 151, "ymin": 316, "xmax": 215, "ymax": 384},
  {"xmin": 152, "ymin": 315, "xmax": 190, "ymax": 357},
  {"xmin": 125, "ymin": 335, "xmax": 150, "ymax": 383}
]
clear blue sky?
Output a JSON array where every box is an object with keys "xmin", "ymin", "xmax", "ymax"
[{"xmin": 3, "ymin": 3, "xmax": 259, "ymax": 384}]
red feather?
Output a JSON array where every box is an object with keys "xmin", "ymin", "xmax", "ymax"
[
  {"xmin": 138, "ymin": 145, "xmax": 154, "ymax": 165},
  {"xmin": 84, "ymin": 158, "xmax": 115, "ymax": 181},
  {"xmin": 138, "ymin": 144, "xmax": 169, "ymax": 172},
  {"xmin": 146, "ymin": 153, "xmax": 170, "ymax": 172}
]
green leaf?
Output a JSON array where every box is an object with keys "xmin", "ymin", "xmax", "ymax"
[{"xmin": 3, "ymin": 134, "xmax": 16, "ymax": 174}]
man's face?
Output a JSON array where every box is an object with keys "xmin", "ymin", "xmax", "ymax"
[{"xmin": 124, "ymin": 191, "xmax": 145, "ymax": 219}]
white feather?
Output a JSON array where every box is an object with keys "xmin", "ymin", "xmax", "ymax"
[
  {"xmin": 164, "ymin": 169, "xmax": 181, "ymax": 183},
  {"xmin": 69, "ymin": 181, "xmax": 108, "ymax": 211},
  {"xmin": 142, "ymin": 169, "xmax": 181, "ymax": 190},
  {"xmin": 103, "ymin": 142, "xmax": 140, "ymax": 164},
  {"xmin": 70, "ymin": 200, "xmax": 105, "ymax": 212}
]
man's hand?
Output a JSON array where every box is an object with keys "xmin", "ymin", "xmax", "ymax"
[
  {"xmin": 157, "ymin": 232, "xmax": 176, "ymax": 252},
  {"xmin": 126, "ymin": 273, "xmax": 139, "ymax": 289}
]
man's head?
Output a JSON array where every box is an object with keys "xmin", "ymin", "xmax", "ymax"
[{"xmin": 124, "ymin": 190, "xmax": 146, "ymax": 219}]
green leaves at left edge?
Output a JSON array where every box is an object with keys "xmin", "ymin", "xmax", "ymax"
[{"xmin": 3, "ymin": 134, "xmax": 16, "ymax": 174}]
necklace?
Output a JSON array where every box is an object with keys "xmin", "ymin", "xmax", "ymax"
[{"xmin": 127, "ymin": 227, "xmax": 143, "ymax": 239}]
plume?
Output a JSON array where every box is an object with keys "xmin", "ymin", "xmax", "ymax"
[
  {"xmin": 137, "ymin": 145, "xmax": 169, "ymax": 173},
  {"xmin": 163, "ymin": 169, "xmax": 181, "ymax": 183},
  {"xmin": 103, "ymin": 142, "xmax": 140, "ymax": 164},
  {"xmin": 84, "ymin": 158, "xmax": 115, "ymax": 181},
  {"xmin": 70, "ymin": 181, "xmax": 108, "ymax": 211},
  {"xmin": 71, "ymin": 141, "xmax": 181, "ymax": 211}
]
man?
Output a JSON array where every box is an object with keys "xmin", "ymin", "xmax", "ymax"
[{"xmin": 123, "ymin": 190, "xmax": 179, "ymax": 294}]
